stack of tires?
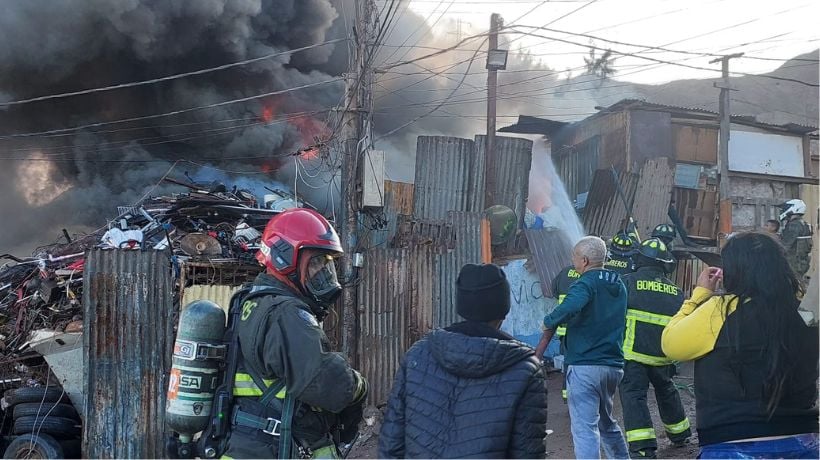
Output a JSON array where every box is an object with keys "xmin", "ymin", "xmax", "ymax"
[{"xmin": 2, "ymin": 387, "xmax": 81, "ymax": 459}]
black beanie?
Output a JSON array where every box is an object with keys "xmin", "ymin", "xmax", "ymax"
[{"xmin": 456, "ymin": 263, "xmax": 511, "ymax": 322}]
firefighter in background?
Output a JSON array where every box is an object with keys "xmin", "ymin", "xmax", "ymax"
[
  {"xmin": 651, "ymin": 223, "xmax": 678, "ymax": 274},
  {"xmin": 550, "ymin": 264, "xmax": 581, "ymax": 402},
  {"xmin": 605, "ymin": 231, "xmax": 638, "ymax": 275},
  {"xmin": 619, "ymin": 239, "xmax": 691, "ymax": 458},
  {"xmin": 651, "ymin": 224, "xmax": 676, "ymax": 248},
  {"xmin": 779, "ymin": 199, "xmax": 813, "ymax": 279},
  {"xmin": 223, "ymin": 208, "xmax": 367, "ymax": 458}
]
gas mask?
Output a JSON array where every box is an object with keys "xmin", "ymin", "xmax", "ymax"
[{"xmin": 303, "ymin": 253, "xmax": 342, "ymax": 306}]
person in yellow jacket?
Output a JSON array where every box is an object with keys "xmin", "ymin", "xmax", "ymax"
[{"xmin": 661, "ymin": 232, "xmax": 819, "ymax": 459}]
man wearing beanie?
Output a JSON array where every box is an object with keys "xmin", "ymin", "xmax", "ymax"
[
  {"xmin": 379, "ymin": 263, "xmax": 547, "ymax": 458},
  {"xmin": 538, "ymin": 236, "xmax": 629, "ymax": 459}
]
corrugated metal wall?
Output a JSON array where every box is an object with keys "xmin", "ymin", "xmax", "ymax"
[
  {"xmin": 357, "ymin": 248, "xmax": 436, "ymax": 406},
  {"xmin": 83, "ymin": 250, "xmax": 174, "ymax": 459},
  {"xmin": 434, "ymin": 212, "xmax": 483, "ymax": 328},
  {"xmin": 582, "ymin": 168, "xmax": 638, "ymax": 238},
  {"xmin": 524, "ymin": 229, "xmax": 574, "ymax": 297},
  {"xmin": 475, "ymin": 135, "xmax": 533, "ymax": 245},
  {"xmin": 413, "ymin": 136, "xmax": 480, "ymax": 219}
]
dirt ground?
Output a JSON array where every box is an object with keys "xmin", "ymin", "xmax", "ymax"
[{"xmin": 349, "ymin": 362, "xmax": 699, "ymax": 459}]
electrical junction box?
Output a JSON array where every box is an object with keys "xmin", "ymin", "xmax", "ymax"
[{"xmin": 362, "ymin": 149, "xmax": 385, "ymax": 208}]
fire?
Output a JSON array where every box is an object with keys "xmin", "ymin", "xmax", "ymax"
[
  {"xmin": 299, "ymin": 147, "xmax": 320, "ymax": 161},
  {"xmin": 291, "ymin": 116, "xmax": 330, "ymax": 145},
  {"xmin": 261, "ymin": 106, "xmax": 274, "ymax": 123}
]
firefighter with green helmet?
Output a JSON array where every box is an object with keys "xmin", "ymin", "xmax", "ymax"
[
  {"xmin": 550, "ymin": 265, "xmax": 582, "ymax": 402},
  {"xmin": 222, "ymin": 208, "xmax": 367, "ymax": 459},
  {"xmin": 605, "ymin": 231, "xmax": 638, "ymax": 275},
  {"xmin": 619, "ymin": 238, "xmax": 691, "ymax": 458}
]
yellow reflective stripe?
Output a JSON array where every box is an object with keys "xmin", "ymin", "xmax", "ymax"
[
  {"xmin": 627, "ymin": 308, "xmax": 672, "ymax": 327},
  {"xmin": 561, "ymin": 389, "xmax": 567, "ymax": 399},
  {"xmin": 664, "ymin": 418, "xmax": 691, "ymax": 434},
  {"xmin": 623, "ymin": 316, "xmax": 637, "ymax": 358},
  {"xmin": 626, "ymin": 428, "xmax": 656, "ymax": 442},
  {"xmin": 221, "ymin": 456, "xmax": 233, "ymax": 459},
  {"xmin": 557, "ymin": 294, "xmax": 566, "ymax": 304},
  {"xmin": 624, "ymin": 349, "xmax": 673, "ymax": 366},
  {"xmin": 233, "ymin": 373, "xmax": 285, "ymax": 398},
  {"xmin": 556, "ymin": 326, "xmax": 567, "ymax": 336}
]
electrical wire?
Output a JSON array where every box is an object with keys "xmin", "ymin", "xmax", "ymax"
[
  {"xmin": 0, "ymin": 39, "xmax": 347, "ymax": 108},
  {"xmin": 0, "ymin": 78, "xmax": 343, "ymax": 140}
]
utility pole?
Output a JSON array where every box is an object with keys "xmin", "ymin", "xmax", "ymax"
[
  {"xmin": 711, "ymin": 53, "xmax": 742, "ymax": 237},
  {"xmin": 339, "ymin": 0, "xmax": 375, "ymax": 365},
  {"xmin": 484, "ymin": 13, "xmax": 503, "ymax": 208}
]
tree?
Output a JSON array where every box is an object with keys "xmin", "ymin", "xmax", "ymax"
[{"xmin": 584, "ymin": 48, "xmax": 617, "ymax": 82}]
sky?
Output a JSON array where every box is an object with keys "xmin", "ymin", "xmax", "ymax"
[{"xmin": 382, "ymin": 0, "xmax": 819, "ymax": 84}]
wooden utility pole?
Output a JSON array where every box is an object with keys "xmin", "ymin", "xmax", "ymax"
[
  {"xmin": 711, "ymin": 53, "xmax": 742, "ymax": 236},
  {"xmin": 484, "ymin": 13, "xmax": 503, "ymax": 208},
  {"xmin": 339, "ymin": 0, "xmax": 375, "ymax": 364}
]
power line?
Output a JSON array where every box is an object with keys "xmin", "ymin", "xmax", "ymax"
[
  {"xmin": 507, "ymin": 28, "xmax": 820, "ymax": 87},
  {"xmin": 0, "ymin": 78, "xmax": 343, "ymax": 140},
  {"xmin": 511, "ymin": 25, "xmax": 820, "ymax": 63},
  {"xmin": 0, "ymin": 39, "xmax": 346, "ymax": 108}
]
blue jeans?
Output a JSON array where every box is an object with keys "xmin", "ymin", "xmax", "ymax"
[
  {"xmin": 567, "ymin": 365, "xmax": 630, "ymax": 459},
  {"xmin": 698, "ymin": 433, "xmax": 819, "ymax": 459}
]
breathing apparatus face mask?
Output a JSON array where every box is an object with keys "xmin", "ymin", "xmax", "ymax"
[{"xmin": 303, "ymin": 253, "xmax": 342, "ymax": 306}]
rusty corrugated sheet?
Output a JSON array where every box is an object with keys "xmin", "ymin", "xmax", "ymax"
[
  {"xmin": 413, "ymin": 136, "xmax": 483, "ymax": 219},
  {"xmin": 83, "ymin": 250, "xmax": 174, "ymax": 459},
  {"xmin": 434, "ymin": 211, "xmax": 483, "ymax": 328},
  {"xmin": 583, "ymin": 168, "xmax": 638, "ymax": 239},
  {"xmin": 371, "ymin": 180, "xmax": 414, "ymax": 248},
  {"xmin": 393, "ymin": 215, "xmax": 454, "ymax": 250},
  {"xmin": 524, "ymin": 229, "xmax": 574, "ymax": 297},
  {"xmin": 357, "ymin": 248, "xmax": 435, "ymax": 406}
]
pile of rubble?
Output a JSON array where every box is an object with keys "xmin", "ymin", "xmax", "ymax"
[{"xmin": 0, "ymin": 178, "xmax": 303, "ymax": 360}]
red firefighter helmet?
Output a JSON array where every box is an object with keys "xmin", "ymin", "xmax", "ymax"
[{"xmin": 256, "ymin": 208, "xmax": 343, "ymax": 276}]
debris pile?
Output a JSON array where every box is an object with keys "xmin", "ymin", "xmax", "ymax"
[{"xmin": 0, "ymin": 178, "xmax": 303, "ymax": 359}]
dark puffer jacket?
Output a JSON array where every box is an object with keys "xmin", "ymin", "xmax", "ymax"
[{"xmin": 378, "ymin": 321, "xmax": 547, "ymax": 458}]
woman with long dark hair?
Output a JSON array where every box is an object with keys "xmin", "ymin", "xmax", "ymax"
[{"xmin": 662, "ymin": 231, "xmax": 819, "ymax": 458}]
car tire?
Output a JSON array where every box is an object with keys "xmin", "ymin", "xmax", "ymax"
[
  {"xmin": 13, "ymin": 403, "xmax": 78, "ymax": 421},
  {"xmin": 3, "ymin": 433, "xmax": 64, "ymax": 459},
  {"xmin": 4, "ymin": 388, "xmax": 66, "ymax": 407},
  {"xmin": 13, "ymin": 416, "xmax": 80, "ymax": 438}
]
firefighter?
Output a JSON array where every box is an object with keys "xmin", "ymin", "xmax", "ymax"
[
  {"xmin": 619, "ymin": 238, "xmax": 691, "ymax": 458},
  {"xmin": 651, "ymin": 223, "xmax": 678, "ymax": 274},
  {"xmin": 551, "ymin": 264, "xmax": 581, "ymax": 402},
  {"xmin": 605, "ymin": 231, "xmax": 637, "ymax": 275},
  {"xmin": 779, "ymin": 199, "xmax": 813, "ymax": 279},
  {"xmin": 223, "ymin": 208, "xmax": 367, "ymax": 459},
  {"xmin": 651, "ymin": 224, "xmax": 676, "ymax": 248}
]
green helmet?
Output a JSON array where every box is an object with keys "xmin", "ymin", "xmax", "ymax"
[
  {"xmin": 637, "ymin": 238, "xmax": 674, "ymax": 264},
  {"xmin": 609, "ymin": 231, "xmax": 637, "ymax": 255},
  {"xmin": 651, "ymin": 224, "xmax": 676, "ymax": 243}
]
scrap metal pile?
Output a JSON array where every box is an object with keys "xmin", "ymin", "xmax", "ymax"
[{"xmin": 0, "ymin": 178, "xmax": 303, "ymax": 359}]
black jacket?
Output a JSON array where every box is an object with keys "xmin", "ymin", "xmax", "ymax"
[
  {"xmin": 378, "ymin": 321, "xmax": 547, "ymax": 459},
  {"xmin": 622, "ymin": 267, "xmax": 683, "ymax": 365}
]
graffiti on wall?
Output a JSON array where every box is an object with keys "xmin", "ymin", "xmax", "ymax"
[{"xmin": 500, "ymin": 259, "xmax": 557, "ymax": 343}]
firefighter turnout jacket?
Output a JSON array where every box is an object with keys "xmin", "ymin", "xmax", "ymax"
[
  {"xmin": 622, "ymin": 267, "xmax": 682, "ymax": 366},
  {"xmin": 551, "ymin": 266, "xmax": 581, "ymax": 337},
  {"xmin": 605, "ymin": 253, "xmax": 635, "ymax": 276},
  {"xmin": 620, "ymin": 267, "xmax": 691, "ymax": 453},
  {"xmin": 223, "ymin": 273, "xmax": 366, "ymax": 458}
]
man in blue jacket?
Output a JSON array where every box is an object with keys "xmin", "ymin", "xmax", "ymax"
[
  {"xmin": 379, "ymin": 263, "xmax": 547, "ymax": 458},
  {"xmin": 538, "ymin": 236, "xmax": 629, "ymax": 459}
]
